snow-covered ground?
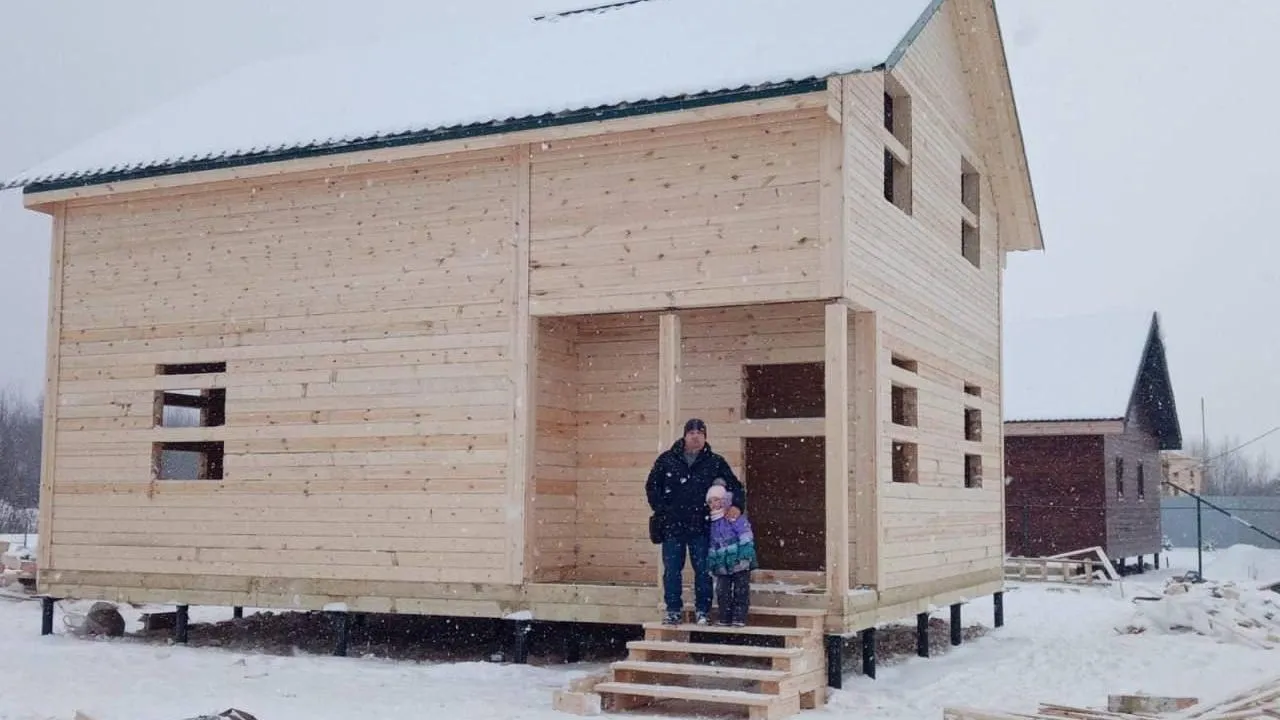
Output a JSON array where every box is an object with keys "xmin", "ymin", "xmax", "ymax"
[
  {"xmin": 1, "ymin": 533, "xmax": 36, "ymax": 550},
  {"xmin": 0, "ymin": 545, "xmax": 1277, "ymax": 720}
]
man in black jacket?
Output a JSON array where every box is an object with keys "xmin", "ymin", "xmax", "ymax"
[{"xmin": 645, "ymin": 418, "xmax": 746, "ymax": 625}]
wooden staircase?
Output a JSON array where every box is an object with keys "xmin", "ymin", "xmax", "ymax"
[{"xmin": 556, "ymin": 606, "xmax": 828, "ymax": 719}]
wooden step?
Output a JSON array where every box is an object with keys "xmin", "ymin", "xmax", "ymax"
[
  {"xmin": 627, "ymin": 640, "xmax": 804, "ymax": 659},
  {"xmin": 595, "ymin": 682, "xmax": 802, "ymax": 720},
  {"xmin": 595, "ymin": 681, "xmax": 775, "ymax": 707},
  {"xmin": 642, "ymin": 621, "xmax": 813, "ymax": 638},
  {"xmin": 682, "ymin": 605, "xmax": 826, "ymax": 617},
  {"xmin": 611, "ymin": 660, "xmax": 789, "ymax": 683},
  {"xmin": 746, "ymin": 606, "xmax": 827, "ymax": 618}
]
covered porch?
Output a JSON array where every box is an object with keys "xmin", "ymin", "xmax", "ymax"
[{"xmin": 523, "ymin": 300, "xmax": 882, "ymax": 618}]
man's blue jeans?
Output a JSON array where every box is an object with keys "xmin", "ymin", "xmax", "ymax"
[{"xmin": 662, "ymin": 531, "xmax": 712, "ymax": 614}]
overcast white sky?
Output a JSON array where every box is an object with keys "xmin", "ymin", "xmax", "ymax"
[{"xmin": 1, "ymin": 1, "xmax": 1277, "ymax": 459}]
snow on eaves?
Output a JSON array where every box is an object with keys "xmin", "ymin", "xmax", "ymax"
[
  {"xmin": 4, "ymin": 0, "xmax": 938, "ymax": 191},
  {"xmin": 1002, "ymin": 310, "xmax": 1158, "ymax": 423}
]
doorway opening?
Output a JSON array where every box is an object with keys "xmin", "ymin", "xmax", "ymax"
[
  {"xmin": 744, "ymin": 436, "xmax": 826, "ymax": 572},
  {"xmin": 742, "ymin": 361, "xmax": 827, "ymax": 575}
]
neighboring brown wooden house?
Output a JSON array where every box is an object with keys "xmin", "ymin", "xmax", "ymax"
[{"xmin": 1002, "ymin": 311, "xmax": 1181, "ymax": 572}]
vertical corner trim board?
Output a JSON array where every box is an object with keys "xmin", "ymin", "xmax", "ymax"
[
  {"xmin": 37, "ymin": 205, "xmax": 68, "ymax": 574},
  {"xmin": 819, "ymin": 75, "xmax": 846, "ymax": 300},
  {"xmin": 509, "ymin": 145, "xmax": 535, "ymax": 584}
]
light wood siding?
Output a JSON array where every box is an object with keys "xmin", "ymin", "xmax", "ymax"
[
  {"xmin": 528, "ymin": 111, "xmax": 827, "ymax": 316},
  {"xmin": 680, "ymin": 301, "xmax": 826, "ymax": 497},
  {"xmin": 842, "ymin": 4, "xmax": 1004, "ymax": 589},
  {"xmin": 50, "ymin": 149, "xmax": 519, "ymax": 585},
  {"xmin": 573, "ymin": 313, "xmax": 660, "ymax": 584},
  {"xmin": 531, "ymin": 318, "xmax": 579, "ymax": 582}
]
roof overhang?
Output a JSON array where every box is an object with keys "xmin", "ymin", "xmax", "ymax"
[
  {"xmin": 1004, "ymin": 419, "xmax": 1126, "ymax": 437},
  {"xmin": 8, "ymin": 0, "xmax": 943, "ymax": 205},
  {"xmin": 17, "ymin": 80, "xmax": 830, "ymax": 211}
]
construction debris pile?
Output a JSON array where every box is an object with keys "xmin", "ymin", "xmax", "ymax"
[
  {"xmin": 1119, "ymin": 576, "xmax": 1280, "ymax": 649},
  {"xmin": 0, "ymin": 539, "xmax": 37, "ymax": 596},
  {"xmin": 63, "ymin": 601, "xmax": 127, "ymax": 637},
  {"xmin": 943, "ymin": 673, "xmax": 1280, "ymax": 719}
]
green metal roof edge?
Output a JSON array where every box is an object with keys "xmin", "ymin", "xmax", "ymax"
[{"xmin": 20, "ymin": 77, "xmax": 830, "ymax": 195}]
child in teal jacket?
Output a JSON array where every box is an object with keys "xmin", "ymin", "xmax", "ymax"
[{"xmin": 706, "ymin": 481, "xmax": 758, "ymax": 626}]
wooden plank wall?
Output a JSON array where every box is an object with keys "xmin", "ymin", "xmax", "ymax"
[
  {"xmin": 680, "ymin": 302, "xmax": 827, "ymax": 439},
  {"xmin": 50, "ymin": 149, "xmax": 519, "ymax": 585},
  {"xmin": 842, "ymin": 3, "xmax": 1004, "ymax": 590},
  {"xmin": 44, "ymin": 102, "xmax": 835, "ymax": 599},
  {"xmin": 531, "ymin": 318, "xmax": 579, "ymax": 582},
  {"xmin": 571, "ymin": 313, "xmax": 660, "ymax": 584},
  {"xmin": 1103, "ymin": 414, "xmax": 1164, "ymax": 559},
  {"xmin": 1004, "ymin": 435, "xmax": 1107, "ymax": 557},
  {"xmin": 528, "ymin": 110, "xmax": 826, "ymax": 316}
]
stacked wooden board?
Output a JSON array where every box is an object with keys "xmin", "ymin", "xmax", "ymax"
[
  {"xmin": 554, "ymin": 606, "xmax": 827, "ymax": 719},
  {"xmin": 943, "ymin": 673, "xmax": 1280, "ymax": 719}
]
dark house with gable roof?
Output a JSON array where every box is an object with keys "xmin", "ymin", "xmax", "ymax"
[{"xmin": 1002, "ymin": 311, "xmax": 1181, "ymax": 571}]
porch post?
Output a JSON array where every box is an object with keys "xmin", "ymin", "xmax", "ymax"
[
  {"xmin": 852, "ymin": 310, "xmax": 882, "ymax": 588},
  {"xmin": 656, "ymin": 313, "xmax": 682, "ymax": 591},
  {"xmin": 825, "ymin": 303, "xmax": 851, "ymax": 606},
  {"xmin": 658, "ymin": 313, "xmax": 681, "ymax": 452}
]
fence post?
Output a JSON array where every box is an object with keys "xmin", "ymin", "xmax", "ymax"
[{"xmin": 1195, "ymin": 496, "xmax": 1204, "ymax": 580}]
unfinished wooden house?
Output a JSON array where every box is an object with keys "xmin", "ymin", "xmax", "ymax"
[
  {"xmin": 1003, "ymin": 311, "xmax": 1181, "ymax": 575},
  {"xmin": 1162, "ymin": 450, "xmax": 1204, "ymax": 497},
  {"xmin": 7, "ymin": 0, "xmax": 1042, "ymax": 713}
]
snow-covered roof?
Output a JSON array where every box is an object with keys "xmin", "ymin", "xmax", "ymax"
[
  {"xmin": 1002, "ymin": 310, "xmax": 1159, "ymax": 422},
  {"xmin": 4, "ymin": 0, "xmax": 939, "ymax": 192}
]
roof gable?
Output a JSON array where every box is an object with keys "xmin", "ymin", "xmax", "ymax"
[
  {"xmin": 1002, "ymin": 310, "xmax": 1159, "ymax": 420},
  {"xmin": 1130, "ymin": 315, "xmax": 1182, "ymax": 449},
  {"xmin": 4, "ymin": 0, "xmax": 936, "ymax": 192},
  {"xmin": 942, "ymin": 0, "xmax": 1043, "ymax": 253}
]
